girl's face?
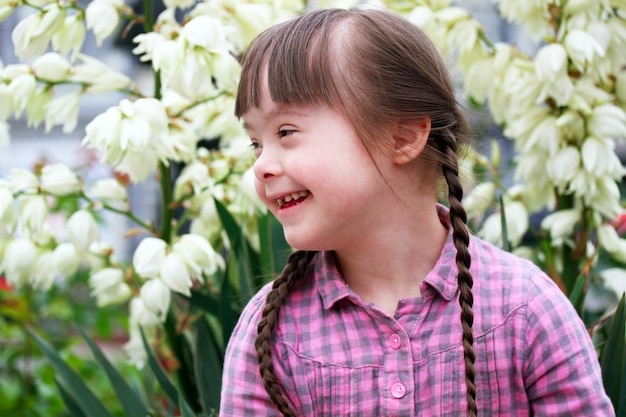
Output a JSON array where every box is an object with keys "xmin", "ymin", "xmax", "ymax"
[{"xmin": 242, "ymin": 82, "xmax": 396, "ymax": 251}]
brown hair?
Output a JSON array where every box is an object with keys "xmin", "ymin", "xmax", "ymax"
[{"xmin": 236, "ymin": 8, "xmax": 476, "ymax": 417}]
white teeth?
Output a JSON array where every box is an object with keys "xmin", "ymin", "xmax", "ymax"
[{"xmin": 276, "ymin": 191, "xmax": 308, "ymax": 207}]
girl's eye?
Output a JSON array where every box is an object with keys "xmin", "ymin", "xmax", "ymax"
[{"xmin": 278, "ymin": 128, "xmax": 295, "ymax": 138}]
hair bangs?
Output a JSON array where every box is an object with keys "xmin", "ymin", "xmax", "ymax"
[{"xmin": 235, "ymin": 10, "xmax": 348, "ymax": 118}]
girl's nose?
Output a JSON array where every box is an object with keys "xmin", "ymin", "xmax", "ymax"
[{"xmin": 253, "ymin": 147, "xmax": 282, "ymax": 182}]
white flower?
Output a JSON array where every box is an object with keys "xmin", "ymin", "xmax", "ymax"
[
  {"xmin": 123, "ymin": 330, "xmax": 148, "ymax": 368},
  {"xmin": 535, "ymin": 43, "xmax": 567, "ymax": 82},
  {"xmin": 71, "ymin": 54, "xmax": 131, "ymax": 94},
  {"xmin": 564, "ymin": 29, "xmax": 605, "ymax": 70},
  {"xmin": 598, "ymin": 224, "xmax": 626, "ymax": 263},
  {"xmin": 2, "ymin": 237, "xmax": 38, "ymax": 287},
  {"xmin": 9, "ymin": 168, "xmax": 39, "ymax": 193},
  {"xmin": 599, "ymin": 268, "xmax": 626, "ymax": 297},
  {"xmin": 139, "ymin": 279, "xmax": 171, "ymax": 320},
  {"xmin": 89, "ymin": 267, "xmax": 132, "ymax": 306},
  {"xmin": 128, "ymin": 296, "xmax": 161, "ymax": 328},
  {"xmin": 463, "ymin": 181, "xmax": 495, "ymax": 217},
  {"xmin": 32, "ymin": 52, "xmax": 70, "ymax": 82},
  {"xmin": 8, "ymin": 73, "xmax": 36, "ymax": 117},
  {"xmin": 0, "ymin": 83, "xmax": 12, "ymax": 121},
  {"xmin": 464, "ymin": 58, "xmax": 493, "ymax": 104},
  {"xmin": 90, "ymin": 178, "xmax": 128, "ymax": 201},
  {"xmin": 588, "ymin": 104, "xmax": 626, "ymax": 139},
  {"xmin": 160, "ymin": 252, "xmax": 192, "ymax": 296},
  {"xmin": 40, "ymin": 163, "xmax": 81, "ymax": 196},
  {"xmin": 546, "ymin": 146, "xmax": 581, "ymax": 188},
  {"xmin": 133, "ymin": 237, "xmax": 167, "ymax": 279},
  {"xmin": 479, "ymin": 200, "xmax": 529, "ymax": 248},
  {"xmin": 17, "ymin": 194, "xmax": 48, "ymax": 235},
  {"xmin": 67, "ymin": 210, "xmax": 100, "ymax": 252},
  {"xmin": 11, "ymin": 4, "xmax": 66, "ymax": 59},
  {"xmin": 44, "ymin": 92, "xmax": 81, "ymax": 133},
  {"xmin": 231, "ymin": 3, "xmax": 273, "ymax": 48},
  {"xmin": 85, "ymin": 0, "xmax": 123, "ymax": 46},
  {"xmin": 581, "ymin": 136, "xmax": 623, "ymax": 177},
  {"xmin": 53, "ymin": 242, "xmax": 81, "ymax": 277},
  {"xmin": 51, "ymin": 14, "xmax": 86, "ymax": 60},
  {"xmin": 237, "ymin": 167, "xmax": 267, "ymax": 216},
  {"xmin": 540, "ymin": 209, "xmax": 580, "ymax": 240},
  {"xmin": 181, "ymin": 15, "xmax": 230, "ymax": 52},
  {"xmin": 83, "ymin": 98, "xmax": 173, "ymax": 182},
  {"xmin": 30, "ymin": 251, "xmax": 58, "ymax": 290},
  {"xmin": 173, "ymin": 233, "xmax": 224, "ymax": 278},
  {"xmin": 0, "ymin": 186, "xmax": 17, "ymax": 238}
]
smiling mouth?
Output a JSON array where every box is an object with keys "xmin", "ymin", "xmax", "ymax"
[{"xmin": 277, "ymin": 191, "xmax": 309, "ymax": 208}]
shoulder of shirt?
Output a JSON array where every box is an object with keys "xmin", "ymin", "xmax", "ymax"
[{"xmin": 468, "ymin": 234, "xmax": 571, "ymax": 331}]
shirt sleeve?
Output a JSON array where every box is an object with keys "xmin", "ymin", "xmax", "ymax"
[
  {"xmin": 523, "ymin": 273, "xmax": 616, "ymax": 416},
  {"xmin": 219, "ymin": 286, "xmax": 286, "ymax": 417}
]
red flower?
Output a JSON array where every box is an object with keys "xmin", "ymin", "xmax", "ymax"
[{"xmin": 0, "ymin": 276, "xmax": 11, "ymax": 292}]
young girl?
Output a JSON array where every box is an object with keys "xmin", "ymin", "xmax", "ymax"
[{"xmin": 220, "ymin": 7, "xmax": 614, "ymax": 417}]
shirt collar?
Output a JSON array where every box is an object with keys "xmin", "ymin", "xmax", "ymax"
[{"xmin": 315, "ymin": 204, "xmax": 461, "ymax": 309}]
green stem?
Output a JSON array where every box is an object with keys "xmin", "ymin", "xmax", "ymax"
[
  {"xmin": 164, "ymin": 309, "xmax": 201, "ymax": 412},
  {"xmin": 557, "ymin": 193, "xmax": 580, "ymax": 295}
]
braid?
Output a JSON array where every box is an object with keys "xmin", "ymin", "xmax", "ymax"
[
  {"xmin": 437, "ymin": 128, "xmax": 477, "ymax": 417},
  {"xmin": 255, "ymin": 250, "xmax": 316, "ymax": 416}
]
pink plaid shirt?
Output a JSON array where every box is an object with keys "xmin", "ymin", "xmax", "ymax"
[{"xmin": 220, "ymin": 208, "xmax": 614, "ymax": 416}]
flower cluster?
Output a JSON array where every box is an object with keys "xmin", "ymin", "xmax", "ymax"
[
  {"xmin": 0, "ymin": 0, "xmax": 303, "ymax": 366},
  {"xmin": 389, "ymin": 0, "xmax": 626, "ymax": 265}
]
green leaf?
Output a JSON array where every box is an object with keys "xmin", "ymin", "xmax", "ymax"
[
  {"xmin": 140, "ymin": 328, "xmax": 180, "ymax": 407},
  {"xmin": 179, "ymin": 393, "xmax": 196, "ymax": 417},
  {"xmin": 55, "ymin": 378, "xmax": 88, "ymax": 417},
  {"xmin": 259, "ymin": 212, "xmax": 291, "ymax": 279},
  {"xmin": 568, "ymin": 275, "xmax": 586, "ymax": 316},
  {"xmin": 193, "ymin": 315, "xmax": 223, "ymax": 413},
  {"xmin": 499, "ymin": 195, "xmax": 511, "ymax": 252},
  {"xmin": 599, "ymin": 294, "xmax": 626, "ymax": 415},
  {"xmin": 221, "ymin": 257, "xmax": 243, "ymax": 344},
  {"xmin": 76, "ymin": 327, "xmax": 150, "ymax": 417},
  {"xmin": 27, "ymin": 328, "xmax": 113, "ymax": 417},
  {"xmin": 214, "ymin": 198, "xmax": 259, "ymax": 302}
]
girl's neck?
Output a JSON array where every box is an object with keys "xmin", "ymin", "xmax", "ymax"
[{"xmin": 334, "ymin": 203, "xmax": 448, "ymax": 316}]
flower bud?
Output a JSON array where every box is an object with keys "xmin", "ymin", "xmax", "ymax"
[
  {"xmin": 133, "ymin": 237, "xmax": 167, "ymax": 279},
  {"xmin": 89, "ymin": 267, "xmax": 132, "ymax": 306},
  {"xmin": 139, "ymin": 279, "xmax": 171, "ymax": 320},
  {"xmin": 535, "ymin": 43, "xmax": 567, "ymax": 82},
  {"xmin": 90, "ymin": 178, "xmax": 128, "ymax": 201},
  {"xmin": 32, "ymin": 52, "xmax": 70, "ymax": 82},
  {"xmin": 67, "ymin": 210, "xmax": 100, "ymax": 252},
  {"xmin": 160, "ymin": 252, "xmax": 192, "ymax": 296},
  {"xmin": 40, "ymin": 163, "xmax": 81, "ymax": 196}
]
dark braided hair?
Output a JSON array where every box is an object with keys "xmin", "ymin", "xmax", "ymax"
[
  {"xmin": 236, "ymin": 7, "xmax": 477, "ymax": 416},
  {"xmin": 254, "ymin": 250, "xmax": 316, "ymax": 416}
]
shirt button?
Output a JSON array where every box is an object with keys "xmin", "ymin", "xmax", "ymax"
[
  {"xmin": 389, "ymin": 333, "xmax": 401, "ymax": 349},
  {"xmin": 391, "ymin": 382, "xmax": 406, "ymax": 399}
]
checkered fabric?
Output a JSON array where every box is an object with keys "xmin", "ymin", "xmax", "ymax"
[{"xmin": 220, "ymin": 206, "xmax": 614, "ymax": 416}]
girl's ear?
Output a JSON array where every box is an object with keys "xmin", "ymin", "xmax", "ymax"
[{"xmin": 391, "ymin": 117, "xmax": 431, "ymax": 165}]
